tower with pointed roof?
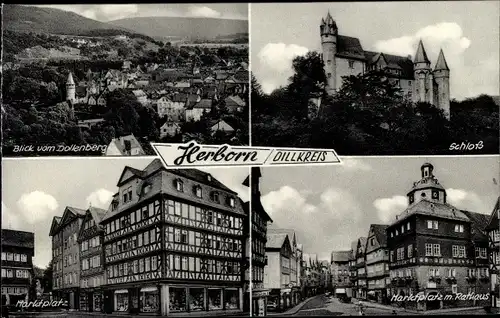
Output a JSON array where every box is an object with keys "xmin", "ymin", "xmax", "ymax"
[
  {"xmin": 66, "ymin": 72, "xmax": 76, "ymax": 104},
  {"xmin": 320, "ymin": 11, "xmax": 338, "ymax": 95},
  {"xmin": 413, "ymin": 40, "xmax": 433, "ymax": 105},
  {"xmin": 433, "ymin": 49, "xmax": 451, "ymax": 119}
]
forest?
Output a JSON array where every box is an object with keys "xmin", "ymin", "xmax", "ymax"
[{"xmin": 251, "ymin": 52, "xmax": 499, "ymax": 155}]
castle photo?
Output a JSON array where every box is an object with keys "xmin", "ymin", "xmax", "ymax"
[
  {"xmin": 251, "ymin": 2, "xmax": 499, "ymax": 155},
  {"xmin": 320, "ymin": 12, "xmax": 450, "ymax": 118}
]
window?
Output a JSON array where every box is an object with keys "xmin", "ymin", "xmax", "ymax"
[
  {"xmin": 409, "ymin": 194, "xmax": 414, "ymax": 204},
  {"xmin": 432, "ymin": 244, "xmax": 441, "ymax": 256},
  {"xmin": 211, "ymin": 192, "xmax": 220, "ymax": 203},
  {"xmin": 143, "ymin": 184, "xmax": 152, "ymax": 195},
  {"xmin": 395, "ymin": 229, "xmax": 399, "ymax": 236},
  {"xmin": 452, "ymin": 245, "xmax": 466, "ymax": 258},
  {"xmin": 407, "ymin": 223, "xmax": 410, "ymax": 230},
  {"xmin": 122, "ymin": 186, "xmax": 132, "ymax": 203},
  {"xmin": 327, "ymin": 73, "xmax": 332, "ymax": 78},
  {"xmin": 475, "ymin": 247, "xmax": 487, "ymax": 259},
  {"xmin": 427, "ymin": 220, "xmax": 438, "ymax": 229},
  {"xmin": 390, "ymin": 250, "xmax": 394, "ymax": 262},
  {"xmin": 370, "ymin": 238, "xmax": 375, "ymax": 246},
  {"xmin": 432, "ymin": 190, "xmax": 439, "ymax": 200},
  {"xmin": 455, "ymin": 224, "xmax": 464, "ymax": 233},
  {"xmin": 425, "ymin": 243, "xmax": 433, "ymax": 256},
  {"xmin": 407, "ymin": 244, "xmax": 413, "ymax": 258},
  {"xmin": 195, "ymin": 186, "xmax": 202, "ymax": 198},
  {"xmin": 229, "ymin": 197, "xmax": 235, "ymax": 208},
  {"xmin": 175, "ymin": 180, "xmax": 183, "ymax": 192},
  {"xmin": 401, "ymin": 225, "xmax": 404, "ymax": 233},
  {"xmin": 348, "ymin": 60, "xmax": 355, "ymax": 69}
]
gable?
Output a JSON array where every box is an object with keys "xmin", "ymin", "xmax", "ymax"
[
  {"xmin": 59, "ymin": 207, "xmax": 77, "ymax": 227},
  {"xmin": 49, "ymin": 217, "xmax": 61, "ymax": 236},
  {"xmin": 117, "ymin": 166, "xmax": 144, "ymax": 186}
]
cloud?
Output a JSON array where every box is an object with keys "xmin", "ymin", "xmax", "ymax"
[
  {"xmin": 340, "ymin": 158, "xmax": 372, "ymax": 171},
  {"xmin": 36, "ymin": 4, "xmax": 139, "ymax": 21},
  {"xmin": 188, "ymin": 5, "xmax": 221, "ymax": 18},
  {"xmin": 446, "ymin": 188, "xmax": 491, "ymax": 213},
  {"xmin": 257, "ymin": 43, "xmax": 309, "ymax": 94},
  {"xmin": 16, "ymin": 191, "xmax": 59, "ymax": 224},
  {"xmin": 261, "ymin": 186, "xmax": 363, "ymax": 260},
  {"xmin": 86, "ymin": 189, "xmax": 114, "ymax": 209},
  {"xmin": 374, "ymin": 22, "xmax": 498, "ymax": 100},
  {"xmin": 373, "ymin": 195, "xmax": 408, "ymax": 223}
]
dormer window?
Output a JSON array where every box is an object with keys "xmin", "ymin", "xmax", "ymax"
[
  {"xmin": 122, "ymin": 186, "xmax": 132, "ymax": 203},
  {"xmin": 409, "ymin": 194, "xmax": 414, "ymax": 204},
  {"xmin": 432, "ymin": 190, "xmax": 439, "ymax": 200},
  {"xmin": 143, "ymin": 184, "xmax": 152, "ymax": 195},
  {"xmin": 193, "ymin": 185, "xmax": 202, "ymax": 198},
  {"xmin": 207, "ymin": 175, "xmax": 212, "ymax": 182},
  {"xmin": 111, "ymin": 201, "xmax": 118, "ymax": 211},
  {"xmin": 228, "ymin": 197, "xmax": 235, "ymax": 208},
  {"xmin": 210, "ymin": 191, "xmax": 220, "ymax": 203},
  {"xmin": 175, "ymin": 179, "xmax": 184, "ymax": 192}
]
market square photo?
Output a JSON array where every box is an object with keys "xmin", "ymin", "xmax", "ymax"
[
  {"xmin": 251, "ymin": 1, "xmax": 499, "ymax": 155},
  {"xmin": 1, "ymin": 158, "xmax": 255, "ymax": 316},
  {"xmin": 250, "ymin": 157, "xmax": 499, "ymax": 316},
  {"xmin": 2, "ymin": 4, "xmax": 249, "ymax": 157}
]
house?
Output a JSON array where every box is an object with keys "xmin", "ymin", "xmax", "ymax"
[
  {"xmin": 185, "ymin": 99, "xmax": 213, "ymax": 122},
  {"xmin": 1, "ymin": 230, "xmax": 35, "ymax": 306},
  {"xmin": 160, "ymin": 121, "xmax": 181, "ymax": 138},
  {"xmin": 486, "ymin": 197, "xmax": 499, "ymax": 308},
  {"xmin": 210, "ymin": 120, "xmax": 235, "ymax": 135},
  {"xmin": 77, "ymin": 118, "xmax": 105, "ymax": 130},
  {"xmin": 331, "ymin": 250, "xmax": 353, "ymax": 298},
  {"xmin": 225, "ymin": 95, "xmax": 246, "ymax": 113},
  {"xmin": 365, "ymin": 224, "xmax": 390, "ymax": 304},
  {"xmin": 105, "ymin": 135, "xmax": 145, "ymax": 156},
  {"xmin": 132, "ymin": 90, "xmax": 148, "ymax": 106}
]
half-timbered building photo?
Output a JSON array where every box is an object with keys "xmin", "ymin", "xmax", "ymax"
[{"xmin": 2, "ymin": 158, "xmax": 250, "ymax": 317}]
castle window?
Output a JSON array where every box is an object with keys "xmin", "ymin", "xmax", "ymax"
[{"xmin": 348, "ymin": 60, "xmax": 355, "ymax": 69}]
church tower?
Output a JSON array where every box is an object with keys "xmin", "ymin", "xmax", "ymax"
[
  {"xmin": 66, "ymin": 72, "xmax": 76, "ymax": 104},
  {"xmin": 433, "ymin": 49, "xmax": 451, "ymax": 120},
  {"xmin": 413, "ymin": 40, "xmax": 432, "ymax": 104},
  {"xmin": 320, "ymin": 11, "xmax": 338, "ymax": 95},
  {"xmin": 407, "ymin": 163, "xmax": 447, "ymax": 207}
]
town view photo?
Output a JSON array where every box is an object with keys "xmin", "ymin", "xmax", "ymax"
[
  {"xmin": 2, "ymin": 4, "xmax": 249, "ymax": 156},
  {"xmin": 251, "ymin": 2, "xmax": 499, "ymax": 155}
]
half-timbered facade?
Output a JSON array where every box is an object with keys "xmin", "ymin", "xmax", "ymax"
[
  {"xmin": 355, "ymin": 237, "xmax": 368, "ymax": 300},
  {"xmin": 249, "ymin": 167, "xmax": 273, "ymax": 316},
  {"xmin": 50, "ymin": 207, "xmax": 87, "ymax": 310},
  {"xmin": 486, "ymin": 197, "xmax": 500, "ymax": 308},
  {"xmin": 78, "ymin": 207, "xmax": 107, "ymax": 312},
  {"xmin": 365, "ymin": 224, "xmax": 390, "ymax": 304},
  {"xmin": 1, "ymin": 230, "xmax": 35, "ymax": 306},
  {"xmin": 100, "ymin": 159, "xmax": 245, "ymax": 315}
]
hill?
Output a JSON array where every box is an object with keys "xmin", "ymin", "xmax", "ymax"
[
  {"xmin": 109, "ymin": 17, "xmax": 248, "ymax": 41},
  {"xmin": 3, "ymin": 5, "xmax": 129, "ymax": 35}
]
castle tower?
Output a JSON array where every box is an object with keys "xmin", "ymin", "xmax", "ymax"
[
  {"xmin": 407, "ymin": 162, "xmax": 447, "ymax": 206},
  {"xmin": 433, "ymin": 49, "xmax": 451, "ymax": 119},
  {"xmin": 320, "ymin": 11, "xmax": 338, "ymax": 95},
  {"xmin": 66, "ymin": 72, "xmax": 76, "ymax": 104},
  {"xmin": 413, "ymin": 40, "xmax": 431, "ymax": 104}
]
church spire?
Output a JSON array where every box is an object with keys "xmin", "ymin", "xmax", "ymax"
[
  {"xmin": 414, "ymin": 39, "xmax": 430, "ymax": 64},
  {"xmin": 434, "ymin": 49, "xmax": 450, "ymax": 71}
]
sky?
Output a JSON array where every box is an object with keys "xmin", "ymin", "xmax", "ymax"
[
  {"xmin": 259, "ymin": 156, "xmax": 500, "ymax": 262},
  {"xmin": 1, "ymin": 158, "xmax": 249, "ymax": 268},
  {"xmin": 251, "ymin": 1, "xmax": 500, "ymax": 100},
  {"xmin": 34, "ymin": 4, "xmax": 248, "ymax": 21}
]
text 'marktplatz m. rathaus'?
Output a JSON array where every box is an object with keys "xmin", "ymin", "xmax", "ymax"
[{"xmin": 50, "ymin": 159, "xmax": 247, "ymax": 315}]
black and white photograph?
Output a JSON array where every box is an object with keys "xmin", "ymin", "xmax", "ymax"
[
  {"xmin": 1, "ymin": 158, "xmax": 254, "ymax": 316},
  {"xmin": 251, "ymin": 2, "xmax": 499, "ymax": 155},
  {"xmin": 250, "ymin": 157, "xmax": 499, "ymax": 316},
  {"xmin": 2, "ymin": 4, "xmax": 249, "ymax": 157}
]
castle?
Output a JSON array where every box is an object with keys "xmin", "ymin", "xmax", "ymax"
[{"xmin": 320, "ymin": 12, "xmax": 451, "ymax": 118}]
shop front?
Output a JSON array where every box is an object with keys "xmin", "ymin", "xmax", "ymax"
[
  {"xmin": 1, "ymin": 286, "xmax": 29, "ymax": 306},
  {"xmin": 251, "ymin": 289, "xmax": 269, "ymax": 317},
  {"xmin": 79, "ymin": 289, "xmax": 103, "ymax": 312}
]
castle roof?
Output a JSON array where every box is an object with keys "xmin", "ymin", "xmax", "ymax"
[
  {"xmin": 414, "ymin": 40, "xmax": 430, "ymax": 64},
  {"xmin": 434, "ymin": 49, "xmax": 450, "ymax": 71},
  {"xmin": 336, "ymin": 35, "xmax": 366, "ymax": 60},
  {"xmin": 364, "ymin": 51, "xmax": 414, "ymax": 79},
  {"xmin": 67, "ymin": 72, "xmax": 75, "ymax": 85}
]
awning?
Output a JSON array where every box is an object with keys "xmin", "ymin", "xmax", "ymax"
[
  {"xmin": 140, "ymin": 287, "xmax": 158, "ymax": 292},
  {"xmin": 114, "ymin": 290, "xmax": 128, "ymax": 294}
]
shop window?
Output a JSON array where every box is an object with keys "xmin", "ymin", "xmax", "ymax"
[
  {"xmin": 115, "ymin": 291, "xmax": 129, "ymax": 312},
  {"xmin": 208, "ymin": 289, "xmax": 222, "ymax": 310},
  {"xmin": 189, "ymin": 288, "xmax": 205, "ymax": 311},
  {"xmin": 140, "ymin": 287, "xmax": 159, "ymax": 313},
  {"xmin": 169, "ymin": 288, "xmax": 187, "ymax": 312},
  {"xmin": 224, "ymin": 289, "xmax": 240, "ymax": 309}
]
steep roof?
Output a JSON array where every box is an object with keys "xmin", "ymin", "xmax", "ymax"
[
  {"xmin": 88, "ymin": 207, "xmax": 107, "ymax": 224},
  {"xmin": 434, "ymin": 49, "xmax": 450, "ymax": 71},
  {"xmin": 365, "ymin": 51, "xmax": 414, "ymax": 79},
  {"xmin": 267, "ymin": 228, "xmax": 297, "ymax": 245},
  {"xmin": 394, "ymin": 199, "xmax": 469, "ymax": 225},
  {"xmin": 331, "ymin": 250, "xmax": 351, "ymax": 263},
  {"xmin": 336, "ymin": 35, "xmax": 366, "ymax": 60},
  {"xmin": 108, "ymin": 135, "xmax": 145, "ymax": 156},
  {"xmin": 171, "ymin": 168, "xmax": 237, "ymax": 195},
  {"xmin": 414, "ymin": 40, "xmax": 430, "ymax": 64},
  {"xmin": 192, "ymin": 99, "xmax": 212, "ymax": 109},
  {"xmin": 371, "ymin": 224, "xmax": 389, "ymax": 247},
  {"xmin": 461, "ymin": 210, "xmax": 490, "ymax": 241},
  {"xmin": 1, "ymin": 229, "xmax": 35, "ymax": 249},
  {"xmin": 266, "ymin": 232, "xmax": 288, "ymax": 249},
  {"xmin": 486, "ymin": 197, "xmax": 499, "ymax": 231},
  {"xmin": 67, "ymin": 72, "xmax": 75, "ymax": 85}
]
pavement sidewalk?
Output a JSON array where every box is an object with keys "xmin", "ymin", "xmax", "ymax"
[
  {"xmin": 268, "ymin": 295, "xmax": 322, "ymax": 316},
  {"xmin": 352, "ymin": 298, "xmax": 489, "ymax": 315}
]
